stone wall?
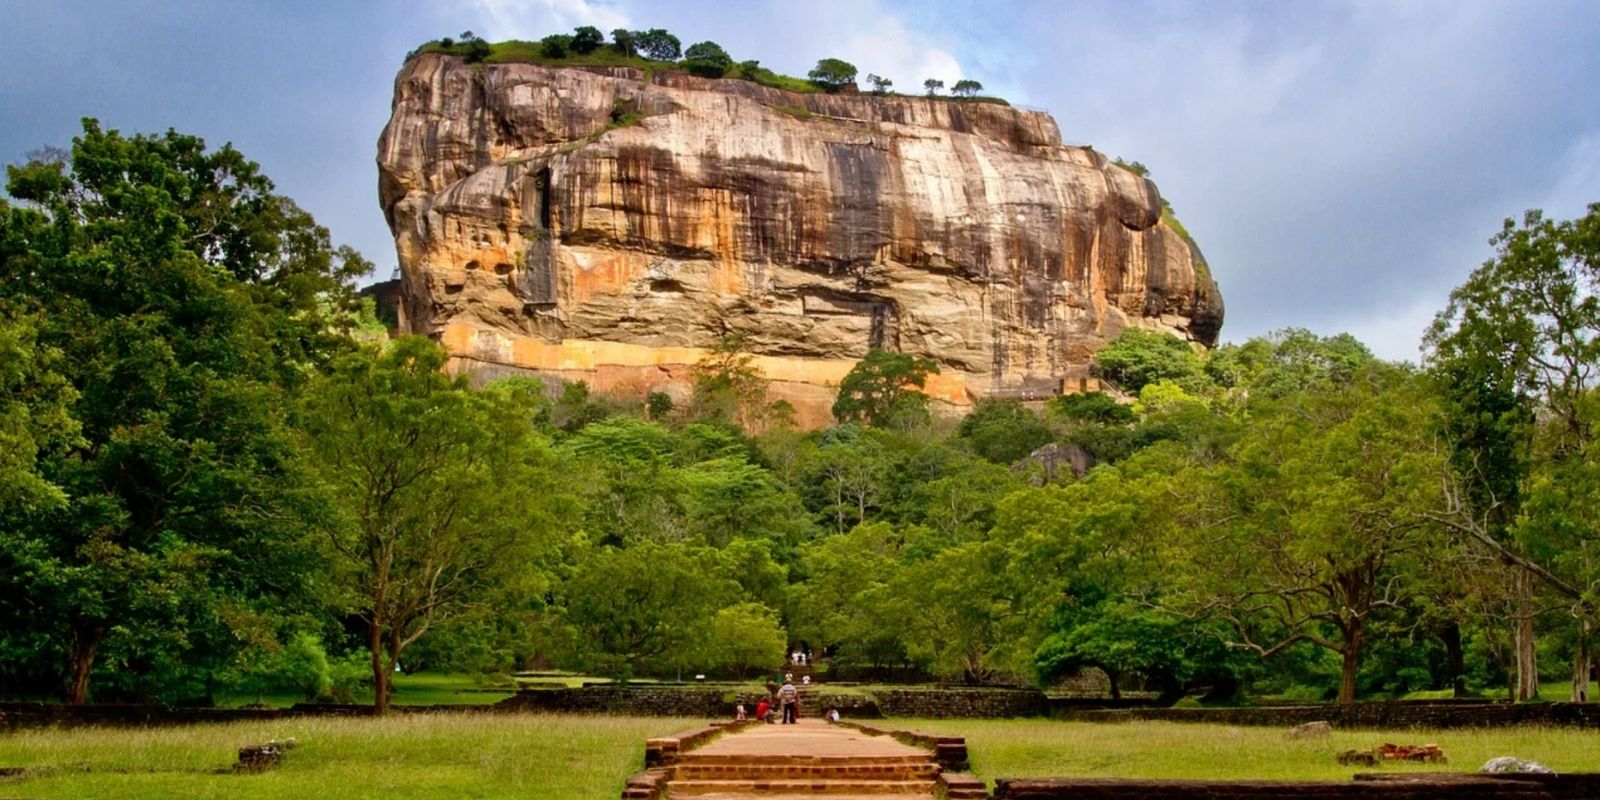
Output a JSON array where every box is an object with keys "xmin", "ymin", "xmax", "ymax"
[
  {"xmin": 872, "ymin": 688, "xmax": 1049, "ymax": 718},
  {"xmin": 495, "ymin": 687, "xmax": 729, "ymax": 717},
  {"xmin": 1061, "ymin": 700, "xmax": 1600, "ymax": 729}
]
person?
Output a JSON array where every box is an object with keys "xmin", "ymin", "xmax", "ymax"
[
  {"xmin": 779, "ymin": 677, "xmax": 798, "ymax": 724},
  {"xmin": 755, "ymin": 698, "xmax": 771, "ymax": 724},
  {"xmin": 802, "ymin": 675, "xmax": 811, "ymax": 686},
  {"xmin": 735, "ymin": 702, "xmax": 747, "ymax": 721},
  {"xmin": 826, "ymin": 707, "xmax": 840, "ymax": 723}
]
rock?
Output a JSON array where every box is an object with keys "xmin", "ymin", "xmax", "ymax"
[
  {"xmin": 1015, "ymin": 442, "xmax": 1094, "ymax": 483},
  {"xmin": 1338, "ymin": 749, "xmax": 1379, "ymax": 767},
  {"xmin": 1480, "ymin": 756, "xmax": 1554, "ymax": 774},
  {"xmin": 1285, "ymin": 721, "xmax": 1332, "ymax": 739},
  {"xmin": 378, "ymin": 55, "xmax": 1224, "ymax": 427},
  {"xmin": 234, "ymin": 743, "xmax": 284, "ymax": 772}
]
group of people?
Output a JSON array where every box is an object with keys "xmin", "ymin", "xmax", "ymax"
[
  {"xmin": 789, "ymin": 649, "xmax": 812, "ymax": 666},
  {"xmin": 735, "ymin": 671, "xmax": 840, "ymax": 725}
]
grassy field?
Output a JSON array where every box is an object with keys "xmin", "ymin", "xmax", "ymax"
[
  {"xmin": 0, "ymin": 713, "xmax": 692, "ymax": 800},
  {"xmin": 903, "ymin": 718, "xmax": 1600, "ymax": 784}
]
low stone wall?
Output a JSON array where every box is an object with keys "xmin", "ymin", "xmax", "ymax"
[
  {"xmin": 495, "ymin": 687, "xmax": 729, "ymax": 717},
  {"xmin": 1062, "ymin": 700, "xmax": 1600, "ymax": 729},
  {"xmin": 993, "ymin": 773, "xmax": 1600, "ymax": 799},
  {"xmin": 873, "ymin": 687, "xmax": 1049, "ymax": 718},
  {"xmin": 841, "ymin": 721, "xmax": 970, "ymax": 771}
]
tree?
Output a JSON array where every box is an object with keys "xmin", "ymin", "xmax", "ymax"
[
  {"xmin": 866, "ymin": 74, "xmax": 893, "ymax": 94},
  {"xmin": 957, "ymin": 399, "xmax": 1053, "ymax": 464},
  {"xmin": 1176, "ymin": 368, "xmax": 1449, "ymax": 704},
  {"xmin": 682, "ymin": 41, "xmax": 733, "ymax": 78},
  {"xmin": 298, "ymin": 338, "xmax": 566, "ymax": 713},
  {"xmin": 923, "ymin": 78, "xmax": 944, "ymax": 96},
  {"xmin": 571, "ymin": 25, "xmax": 604, "ymax": 54},
  {"xmin": 708, "ymin": 602, "xmax": 786, "ymax": 679},
  {"xmin": 0, "ymin": 120, "xmax": 366, "ymax": 703},
  {"xmin": 691, "ymin": 333, "xmax": 769, "ymax": 430},
  {"xmin": 808, "ymin": 58, "xmax": 859, "ymax": 92},
  {"xmin": 951, "ymin": 79, "xmax": 983, "ymax": 97},
  {"xmin": 610, "ymin": 28, "xmax": 637, "ymax": 56},
  {"xmin": 1094, "ymin": 328, "xmax": 1204, "ymax": 392},
  {"xmin": 540, "ymin": 33, "xmax": 575, "ymax": 59},
  {"xmin": 1051, "ymin": 392, "xmax": 1135, "ymax": 425},
  {"xmin": 636, "ymin": 28, "xmax": 682, "ymax": 61},
  {"xmin": 1426, "ymin": 204, "xmax": 1600, "ymax": 700},
  {"xmin": 558, "ymin": 542, "xmax": 736, "ymax": 679},
  {"xmin": 832, "ymin": 349, "xmax": 941, "ymax": 428}
]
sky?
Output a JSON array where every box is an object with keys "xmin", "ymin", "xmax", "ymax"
[{"xmin": 3, "ymin": 0, "xmax": 1597, "ymax": 361}]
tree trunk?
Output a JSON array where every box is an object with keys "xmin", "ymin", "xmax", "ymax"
[
  {"xmin": 1104, "ymin": 669, "xmax": 1122, "ymax": 701},
  {"xmin": 369, "ymin": 620, "xmax": 390, "ymax": 715},
  {"xmin": 1441, "ymin": 621, "xmax": 1467, "ymax": 698},
  {"xmin": 1515, "ymin": 567, "xmax": 1540, "ymax": 700},
  {"xmin": 1338, "ymin": 620, "xmax": 1365, "ymax": 705},
  {"xmin": 1572, "ymin": 618, "xmax": 1591, "ymax": 703},
  {"xmin": 66, "ymin": 625, "xmax": 104, "ymax": 705}
]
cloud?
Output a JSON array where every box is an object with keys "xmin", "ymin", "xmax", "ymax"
[{"xmin": 462, "ymin": 0, "xmax": 628, "ymax": 39}]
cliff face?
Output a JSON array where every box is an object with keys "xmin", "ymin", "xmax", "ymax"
[{"xmin": 377, "ymin": 54, "xmax": 1223, "ymax": 425}]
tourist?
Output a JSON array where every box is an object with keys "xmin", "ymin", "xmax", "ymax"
[
  {"xmin": 755, "ymin": 698, "xmax": 771, "ymax": 724},
  {"xmin": 735, "ymin": 702, "xmax": 747, "ymax": 721},
  {"xmin": 802, "ymin": 674, "xmax": 811, "ymax": 685},
  {"xmin": 779, "ymin": 677, "xmax": 798, "ymax": 724},
  {"xmin": 826, "ymin": 707, "xmax": 840, "ymax": 723}
]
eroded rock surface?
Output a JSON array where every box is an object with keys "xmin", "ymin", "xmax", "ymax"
[{"xmin": 378, "ymin": 54, "xmax": 1223, "ymax": 425}]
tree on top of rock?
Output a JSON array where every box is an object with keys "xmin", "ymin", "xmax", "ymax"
[
  {"xmin": 952, "ymin": 79, "xmax": 984, "ymax": 97},
  {"xmin": 808, "ymin": 58, "xmax": 859, "ymax": 92},
  {"xmin": 683, "ymin": 41, "xmax": 733, "ymax": 78},
  {"xmin": 571, "ymin": 26, "xmax": 604, "ymax": 54},
  {"xmin": 635, "ymin": 28, "xmax": 682, "ymax": 61},
  {"xmin": 832, "ymin": 349, "xmax": 941, "ymax": 429},
  {"xmin": 923, "ymin": 78, "xmax": 944, "ymax": 96}
]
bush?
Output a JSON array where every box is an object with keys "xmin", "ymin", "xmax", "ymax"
[
  {"xmin": 1094, "ymin": 329, "xmax": 1203, "ymax": 392},
  {"xmin": 1051, "ymin": 391, "xmax": 1135, "ymax": 425},
  {"xmin": 682, "ymin": 41, "xmax": 733, "ymax": 78},
  {"xmin": 958, "ymin": 399, "xmax": 1053, "ymax": 464},
  {"xmin": 539, "ymin": 34, "xmax": 575, "ymax": 59},
  {"xmin": 571, "ymin": 26, "xmax": 604, "ymax": 54}
]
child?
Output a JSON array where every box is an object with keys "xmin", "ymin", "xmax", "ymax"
[
  {"xmin": 735, "ymin": 703, "xmax": 747, "ymax": 721},
  {"xmin": 755, "ymin": 698, "xmax": 771, "ymax": 724},
  {"xmin": 826, "ymin": 707, "xmax": 841, "ymax": 723}
]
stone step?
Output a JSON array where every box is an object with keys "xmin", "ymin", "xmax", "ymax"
[
  {"xmin": 676, "ymin": 795, "xmax": 932, "ymax": 800},
  {"xmin": 679, "ymin": 754, "xmax": 934, "ymax": 767},
  {"xmin": 673, "ymin": 762, "xmax": 940, "ymax": 781},
  {"xmin": 667, "ymin": 778, "xmax": 938, "ymax": 797}
]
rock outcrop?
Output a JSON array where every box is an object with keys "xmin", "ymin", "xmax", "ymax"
[{"xmin": 377, "ymin": 53, "xmax": 1223, "ymax": 426}]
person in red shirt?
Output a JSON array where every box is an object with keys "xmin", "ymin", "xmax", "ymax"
[{"xmin": 755, "ymin": 698, "xmax": 771, "ymax": 723}]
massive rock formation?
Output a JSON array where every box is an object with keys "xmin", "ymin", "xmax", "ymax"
[{"xmin": 377, "ymin": 53, "xmax": 1222, "ymax": 426}]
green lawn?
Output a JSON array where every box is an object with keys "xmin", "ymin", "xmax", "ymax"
[
  {"xmin": 902, "ymin": 718, "xmax": 1600, "ymax": 784},
  {"xmin": 0, "ymin": 713, "xmax": 693, "ymax": 800},
  {"xmin": 217, "ymin": 672, "xmax": 517, "ymax": 709}
]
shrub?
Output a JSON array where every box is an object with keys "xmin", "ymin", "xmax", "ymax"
[
  {"xmin": 1051, "ymin": 391, "xmax": 1135, "ymax": 424},
  {"xmin": 571, "ymin": 25, "xmax": 604, "ymax": 54},
  {"xmin": 540, "ymin": 33, "xmax": 574, "ymax": 59}
]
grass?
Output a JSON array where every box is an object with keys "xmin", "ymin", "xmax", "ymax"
[
  {"xmin": 217, "ymin": 672, "xmax": 516, "ymax": 709},
  {"xmin": 0, "ymin": 713, "xmax": 692, "ymax": 800},
  {"xmin": 901, "ymin": 718, "xmax": 1600, "ymax": 784}
]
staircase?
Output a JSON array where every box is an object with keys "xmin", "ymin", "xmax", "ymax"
[{"xmin": 665, "ymin": 752, "xmax": 940, "ymax": 799}]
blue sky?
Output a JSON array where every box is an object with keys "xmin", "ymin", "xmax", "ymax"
[{"xmin": 3, "ymin": 0, "xmax": 1597, "ymax": 360}]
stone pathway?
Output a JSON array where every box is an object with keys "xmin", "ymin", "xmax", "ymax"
[{"xmin": 655, "ymin": 719, "xmax": 950, "ymax": 799}]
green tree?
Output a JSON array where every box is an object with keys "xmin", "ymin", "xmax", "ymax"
[
  {"xmin": 298, "ymin": 338, "xmax": 566, "ymax": 713},
  {"xmin": 540, "ymin": 33, "xmax": 575, "ymax": 58},
  {"xmin": 636, "ymin": 28, "xmax": 682, "ymax": 61},
  {"xmin": 1174, "ymin": 368, "xmax": 1449, "ymax": 704},
  {"xmin": 808, "ymin": 58, "xmax": 859, "ymax": 92},
  {"xmin": 951, "ymin": 79, "xmax": 983, "ymax": 97},
  {"xmin": 610, "ymin": 28, "xmax": 638, "ymax": 56},
  {"xmin": 691, "ymin": 333, "xmax": 769, "ymax": 430},
  {"xmin": 1426, "ymin": 204, "xmax": 1600, "ymax": 701},
  {"xmin": 708, "ymin": 602, "xmax": 787, "ymax": 679},
  {"xmin": 1050, "ymin": 391, "xmax": 1135, "ymax": 425},
  {"xmin": 1094, "ymin": 328, "xmax": 1204, "ymax": 393},
  {"xmin": 957, "ymin": 398, "xmax": 1052, "ymax": 464},
  {"xmin": 866, "ymin": 73, "xmax": 893, "ymax": 94},
  {"xmin": 558, "ymin": 542, "xmax": 736, "ymax": 679},
  {"xmin": 682, "ymin": 41, "xmax": 733, "ymax": 78},
  {"xmin": 923, "ymin": 78, "xmax": 944, "ymax": 96},
  {"xmin": 571, "ymin": 25, "xmax": 604, "ymax": 54},
  {"xmin": 0, "ymin": 120, "xmax": 365, "ymax": 703},
  {"xmin": 832, "ymin": 349, "xmax": 940, "ymax": 428}
]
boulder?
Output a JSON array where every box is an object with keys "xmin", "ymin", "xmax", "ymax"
[
  {"xmin": 1480, "ymin": 756, "xmax": 1554, "ymax": 774},
  {"xmin": 1285, "ymin": 720, "xmax": 1332, "ymax": 739}
]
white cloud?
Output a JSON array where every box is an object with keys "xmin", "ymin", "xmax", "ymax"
[{"xmin": 463, "ymin": 0, "xmax": 628, "ymax": 39}]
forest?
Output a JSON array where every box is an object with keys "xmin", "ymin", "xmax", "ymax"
[{"xmin": 3, "ymin": 120, "xmax": 1599, "ymax": 712}]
